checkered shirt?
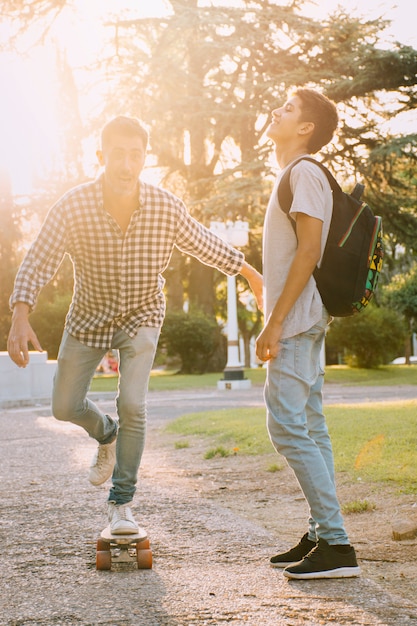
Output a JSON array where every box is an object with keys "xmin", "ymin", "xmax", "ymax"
[{"xmin": 10, "ymin": 175, "xmax": 244, "ymax": 349}]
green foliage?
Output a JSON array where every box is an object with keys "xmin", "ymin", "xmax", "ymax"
[
  {"xmin": 266, "ymin": 463, "xmax": 284, "ymax": 473},
  {"xmin": 19, "ymin": 257, "xmax": 74, "ymax": 359},
  {"xmin": 101, "ymin": 0, "xmax": 417, "ymax": 282},
  {"xmin": 342, "ymin": 500, "xmax": 376, "ymax": 514},
  {"xmin": 3, "ymin": 0, "xmax": 417, "ymax": 348},
  {"xmin": 160, "ymin": 309, "xmax": 226, "ymax": 375},
  {"xmin": 364, "ymin": 136, "xmax": 417, "ymax": 268},
  {"xmin": 29, "ymin": 292, "xmax": 72, "ymax": 359},
  {"xmin": 326, "ymin": 306, "xmax": 407, "ymax": 368},
  {"xmin": 174, "ymin": 440, "xmax": 190, "ymax": 450},
  {"xmin": 0, "ymin": 172, "xmax": 23, "ymax": 350},
  {"xmin": 204, "ymin": 446, "xmax": 231, "ymax": 459},
  {"xmin": 384, "ymin": 265, "xmax": 417, "ymax": 329}
]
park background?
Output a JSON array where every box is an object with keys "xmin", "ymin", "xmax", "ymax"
[
  {"xmin": 0, "ymin": 0, "xmax": 417, "ymax": 372},
  {"xmin": 1, "ymin": 5, "xmax": 417, "ymax": 616}
]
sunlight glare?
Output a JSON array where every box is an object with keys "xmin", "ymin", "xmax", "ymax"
[
  {"xmin": 0, "ymin": 0, "xmax": 415, "ymax": 198},
  {"xmin": 0, "ymin": 49, "xmax": 60, "ymax": 195}
]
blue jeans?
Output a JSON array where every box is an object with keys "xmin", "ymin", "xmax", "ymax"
[
  {"xmin": 52, "ymin": 327, "xmax": 160, "ymax": 505},
  {"xmin": 265, "ymin": 309, "xmax": 349, "ymax": 545}
]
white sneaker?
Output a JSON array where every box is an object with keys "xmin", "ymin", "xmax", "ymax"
[
  {"xmin": 108, "ymin": 502, "xmax": 139, "ymax": 535},
  {"xmin": 89, "ymin": 439, "xmax": 117, "ymax": 486}
]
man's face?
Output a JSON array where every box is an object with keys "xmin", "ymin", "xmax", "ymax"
[
  {"xmin": 266, "ymin": 95, "xmax": 305, "ymax": 145},
  {"xmin": 97, "ymin": 133, "xmax": 146, "ymax": 197}
]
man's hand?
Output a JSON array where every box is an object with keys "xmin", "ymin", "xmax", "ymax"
[
  {"xmin": 255, "ymin": 319, "xmax": 282, "ymax": 362},
  {"xmin": 240, "ymin": 262, "xmax": 264, "ymax": 311},
  {"xmin": 7, "ymin": 303, "xmax": 43, "ymax": 368}
]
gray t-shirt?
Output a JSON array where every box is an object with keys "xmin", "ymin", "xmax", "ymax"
[{"xmin": 263, "ymin": 158, "xmax": 333, "ymax": 339}]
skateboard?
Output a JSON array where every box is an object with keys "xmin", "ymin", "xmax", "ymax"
[{"xmin": 96, "ymin": 525, "xmax": 152, "ymax": 571}]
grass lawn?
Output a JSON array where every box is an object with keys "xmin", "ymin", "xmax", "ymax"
[
  {"xmin": 90, "ymin": 364, "xmax": 417, "ymax": 393},
  {"xmin": 90, "ymin": 364, "xmax": 417, "ymax": 493},
  {"xmin": 165, "ymin": 400, "xmax": 417, "ymax": 493}
]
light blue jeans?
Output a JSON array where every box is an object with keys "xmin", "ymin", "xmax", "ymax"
[
  {"xmin": 265, "ymin": 309, "xmax": 349, "ymax": 545},
  {"xmin": 52, "ymin": 327, "xmax": 160, "ymax": 505}
]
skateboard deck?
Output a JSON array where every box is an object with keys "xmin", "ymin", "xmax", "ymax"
[{"xmin": 96, "ymin": 525, "xmax": 152, "ymax": 570}]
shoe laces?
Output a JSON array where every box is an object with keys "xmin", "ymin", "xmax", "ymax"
[
  {"xmin": 304, "ymin": 542, "xmax": 324, "ymax": 562},
  {"xmin": 95, "ymin": 443, "xmax": 111, "ymax": 468},
  {"xmin": 112, "ymin": 504, "xmax": 132, "ymax": 521}
]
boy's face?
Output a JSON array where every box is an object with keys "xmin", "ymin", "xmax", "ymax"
[
  {"xmin": 97, "ymin": 133, "xmax": 146, "ymax": 197},
  {"xmin": 266, "ymin": 95, "xmax": 308, "ymax": 146}
]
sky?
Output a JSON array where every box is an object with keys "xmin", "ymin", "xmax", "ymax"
[
  {"xmin": 0, "ymin": 0, "xmax": 415, "ymax": 196},
  {"xmin": 304, "ymin": 0, "xmax": 416, "ymax": 47}
]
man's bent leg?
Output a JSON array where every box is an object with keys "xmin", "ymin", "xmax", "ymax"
[
  {"xmin": 108, "ymin": 327, "xmax": 160, "ymax": 506},
  {"xmin": 52, "ymin": 331, "xmax": 117, "ymax": 443}
]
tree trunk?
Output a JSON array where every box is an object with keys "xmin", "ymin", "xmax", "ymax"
[
  {"xmin": 188, "ymin": 260, "xmax": 215, "ymax": 316},
  {"xmin": 164, "ymin": 249, "xmax": 185, "ymax": 312}
]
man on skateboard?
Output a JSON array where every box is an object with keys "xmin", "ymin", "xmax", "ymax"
[{"xmin": 7, "ymin": 115, "xmax": 263, "ymax": 535}]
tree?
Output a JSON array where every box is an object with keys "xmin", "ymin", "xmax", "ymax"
[
  {"xmin": 0, "ymin": 21, "xmax": 84, "ymax": 355},
  {"xmin": 28, "ymin": 288, "xmax": 72, "ymax": 359},
  {"xmin": 160, "ymin": 309, "xmax": 226, "ymax": 374},
  {"xmin": 2, "ymin": 1, "xmax": 417, "ymax": 368},
  {"xmin": 383, "ymin": 265, "xmax": 417, "ymax": 363},
  {"xmin": 100, "ymin": 1, "xmax": 417, "ymax": 293},
  {"xmin": 326, "ymin": 305, "xmax": 406, "ymax": 368},
  {"xmin": 363, "ymin": 137, "xmax": 417, "ymax": 278},
  {"xmin": 0, "ymin": 170, "xmax": 22, "ymax": 348}
]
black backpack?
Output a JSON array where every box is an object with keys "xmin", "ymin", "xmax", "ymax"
[{"xmin": 278, "ymin": 157, "xmax": 384, "ymax": 317}]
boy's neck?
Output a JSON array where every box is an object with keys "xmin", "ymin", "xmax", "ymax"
[{"xmin": 275, "ymin": 146, "xmax": 311, "ymax": 169}]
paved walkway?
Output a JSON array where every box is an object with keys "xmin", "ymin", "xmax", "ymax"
[
  {"xmin": 90, "ymin": 381, "xmax": 417, "ymax": 427},
  {"xmin": 1, "ymin": 383, "xmax": 417, "ymax": 625}
]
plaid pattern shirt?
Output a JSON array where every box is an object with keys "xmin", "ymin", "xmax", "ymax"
[{"xmin": 10, "ymin": 175, "xmax": 244, "ymax": 349}]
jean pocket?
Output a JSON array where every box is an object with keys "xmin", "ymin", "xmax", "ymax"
[{"xmin": 294, "ymin": 324, "xmax": 325, "ymax": 384}]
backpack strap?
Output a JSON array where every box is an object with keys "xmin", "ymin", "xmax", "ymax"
[
  {"xmin": 277, "ymin": 156, "xmax": 348, "ymax": 216},
  {"xmin": 351, "ymin": 183, "xmax": 365, "ymax": 201}
]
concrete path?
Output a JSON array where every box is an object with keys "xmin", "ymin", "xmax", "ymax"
[{"xmin": 1, "ymin": 383, "xmax": 417, "ymax": 625}]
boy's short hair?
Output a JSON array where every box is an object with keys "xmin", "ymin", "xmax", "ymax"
[
  {"xmin": 292, "ymin": 88, "xmax": 338, "ymax": 153},
  {"xmin": 101, "ymin": 116, "xmax": 149, "ymax": 151}
]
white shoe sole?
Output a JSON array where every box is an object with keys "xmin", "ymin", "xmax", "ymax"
[{"xmin": 283, "ymin": 566, "xmax": 361, "ymax": 579}]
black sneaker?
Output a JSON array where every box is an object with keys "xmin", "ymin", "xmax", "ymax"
[
  {"xmin": 270, "ymin": 533, "xmax": 316, "ymax": 568},
  {"xmin": 283, "ymin": 538, "xmax": 360, "ymax": 579}
]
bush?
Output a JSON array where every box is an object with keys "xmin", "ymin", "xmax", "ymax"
[
  {"xmin": 29, "ymin": 292, "xmax": 72, "ymax": 359},
  {"xmin": 160, "ymin": 309, "xmax": 226, "ymax": 374},
  {"xmin": 326, "ymin": 305, "xmax": 407, "ymax": 368}
]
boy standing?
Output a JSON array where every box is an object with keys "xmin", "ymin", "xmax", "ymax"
[{"xmin": 256, "ymin": 89, "xmax": 360, "ymax": 579}]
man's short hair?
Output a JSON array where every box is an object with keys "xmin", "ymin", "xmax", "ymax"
[
  {"xmin": 100, "ymin": 116, "xmax": 149, "ymax": 151},
  {"xmin": 292, "ymin": 88, "xmax": 338, "ymax": 153}
]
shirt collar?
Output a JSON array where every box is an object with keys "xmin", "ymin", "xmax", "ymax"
[{"xmin": 95, "ymin": 172, "xmax": 144, "ymax": 209}]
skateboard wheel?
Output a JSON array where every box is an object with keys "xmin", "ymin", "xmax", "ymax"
[
  {"xmin": 96, "ymin": 538, "xmax": 110, "ymax": 551},
  {"xmin": 136, "ymin": 538, "xmax": 150, "ymax": 550},
  {"xmin": 136, "ymin": 548, "xmax": 152, "ymax": 569},
  {"xmin": 96, "ymin": 550, "xmax": 112, "ymax": 571}
]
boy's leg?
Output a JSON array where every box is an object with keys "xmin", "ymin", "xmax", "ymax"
[
  {"xmin": 265, "ymin": 312, "xmax": 348, "ymax": 545},
  {"xmin": 306, "ymin": 371, "xmax": 336, "ymax": 486}
]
